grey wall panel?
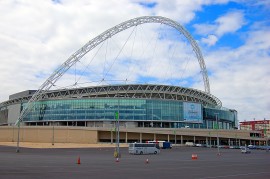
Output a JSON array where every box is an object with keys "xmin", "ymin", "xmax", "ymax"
[{"xmin": 7, "ymin": 104, "xmax": 21, "ymax": 124}]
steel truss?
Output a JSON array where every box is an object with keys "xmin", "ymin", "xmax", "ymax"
[
  {"xmin": 3, "ymin": 84, "xmax": 221, "ymax": 109},
  {"xmin": 15, "ymin": 16, "xmax": 212, "ymax": 125}
]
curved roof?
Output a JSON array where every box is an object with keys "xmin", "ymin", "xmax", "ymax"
[{"xmin": 0, "ymin": 84, "xmax": 222, "ymax": 108}]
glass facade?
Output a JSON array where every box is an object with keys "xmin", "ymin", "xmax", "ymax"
[
  {"xmin": 22, "ymin": 98, "xmax": 237, "ymax": 129},
  {"xmin": 23, "ymin": 98, "xmax": 183, "ymax": 122}
]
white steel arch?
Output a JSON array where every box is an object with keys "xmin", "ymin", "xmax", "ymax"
[{"xmin": 16, "ymin": 16, "xmax": 211, "ymax": 125}]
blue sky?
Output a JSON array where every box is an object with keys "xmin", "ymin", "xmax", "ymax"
[{"xmin": 0, "ymin": 0, "xmax": 269, "ymax": 122}]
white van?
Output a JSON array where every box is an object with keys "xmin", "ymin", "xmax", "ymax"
[
  {"xmin": 185, "ymin": 142, "xmax": 195, "ymax": 146},
  {"xmin": 129, "ymin": 143, "xmax": 160, "ymax": 155}
]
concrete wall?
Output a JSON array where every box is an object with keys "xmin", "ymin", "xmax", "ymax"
[
  {"xmin": 0, "ymin": 126, "xmax": 98, "ymax": 144},
  {"xmin": 0, "ymin": 126, "xmax": 266, "ymax": 145}
]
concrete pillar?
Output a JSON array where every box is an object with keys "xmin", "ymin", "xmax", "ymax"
[
  {"xmin": 238, "ymin": 139, "xmax": 241, "ymax": 146},
  {"xmin": 111, "ymin": 130, "xmax": 113, "ymax": 144},
  {"xmin": 181, "ymin": 135, "xmax": 183, "ymax": 145},
  {"xmin": 206, "ymin": 137, "xmax": 208, "ymax": 146},
  {"xmin": 193, "ymin": 136, "xmax": 196, "ymax": 143},
  {"xmin": 154, "ymin": 133, "xmax": 156, "ymax": 141},
  {"xmin": 167, "ymin": 134, "xmax": 170, "ymax": 142},
  {"xmin": 228, "ymin": 138, "xmax": 231, "ymax": 146},
  {"xmin": 125, "ymin": 132, "xmax": 128, "ymax": 143},
  {"xmin": 140, "ymin": 133, "xmax": 142, "ymax": 143}
]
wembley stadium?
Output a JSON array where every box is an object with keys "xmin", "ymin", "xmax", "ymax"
[
  {"xmin": 0, "ymin": 84, "xmax": 237, "ymax": 130},
  {"xmin": 0, "ymin": 16, "xmax": 238, "ymax": 130}
]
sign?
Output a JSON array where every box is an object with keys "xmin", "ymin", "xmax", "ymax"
[
  {"xmin": 183, "ymin": 102, "xmax": 202, "ymax": 123},
  {"xmin": 115, "ymin": 112, "xmax": 119, "ymax": 121}
]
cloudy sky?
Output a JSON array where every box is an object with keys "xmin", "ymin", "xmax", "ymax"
[{"xmin": 0, "ymin": 0, "xmax": 269, "ymax": 122}]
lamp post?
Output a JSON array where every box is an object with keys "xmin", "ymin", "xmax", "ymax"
[
  {"xmin": 215, "ymin": 113, "xmax": 220, "ymax": 155},
  {"xmin": 264, "ymin": 118, "xmax": 267, "ymax": 146},
  {"xmin": 117, "ymin": 111, "xmax": 120, "ymax": 157},
  {"xmin": 235, "ymin": 133, "xmax": 238, "ymax": 147},
  {"xmin": 174, "ymin": 130, "xmax": 176, "ymax": 144},
  {"xmin": 114, "ymin": 99, "xmax": 120, "ymax": 158},
  {"xmin": 52, "ymin": 121, "xmax": 55, "ymax": 146},
  {"xmin": 12, "ymin": 123, "xmax": 15, "ymax": 142},
  {"xmin": 209, "ymin": 131, "xmax": 211, "ymax": 148},
  {"xmin": 16, "ymin": 121, "xmax": 21, "ymax": 153}
]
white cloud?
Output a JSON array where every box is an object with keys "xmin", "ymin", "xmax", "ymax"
[
  {"xmin": 194, "ymin": 10, "xmax": 245, "ymax": 46},
  {"xmin": 205, "ymin": 28, "xmax": 270, "ymax": 121},
  {"xmin": 193, "ymin": 24, "xmax": 217, "ymax": 35},
  {"xmin": 215, "ymin": 11, "xmax": 245, "ymax": 36},
  {"xmin": 201, "ymin": 34, "xmax": 218, "ymax": 46}
]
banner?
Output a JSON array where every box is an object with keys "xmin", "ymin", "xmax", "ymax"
[{"xmin": 183, "ymin": 102, "xmax": 202, "ymax": 123}]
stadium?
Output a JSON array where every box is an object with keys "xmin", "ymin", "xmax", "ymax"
[
  {"xmin": 2, "ymin": 16, "xmax": 259, "ymax": 147},
  {"xmin": 0, "ymin": 16, "xmax": 237, "ymax": 129},
  {"xmin": 0, "ymin": 84, "xmax": 237, "ymax": 130}
]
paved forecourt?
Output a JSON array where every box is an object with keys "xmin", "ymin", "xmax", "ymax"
[{"xmin": 0, "ymin": 145, "xmax": 269, "ymax": 179}]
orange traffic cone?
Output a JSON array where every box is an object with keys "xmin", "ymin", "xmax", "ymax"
[
  {"xmin": 77, "ymin": 157, "xmax": 81, "ymax": 165},
  {"xmin": 192, "ymin": 154, "xmax": 198, "ymax": 160},
  {"xmin": 145, "ymin": 158, "xmax": 149, "ymax": 164},
  {"xmin": 116, "ymin": 158, "xmax": 119, "ymax": 163}
]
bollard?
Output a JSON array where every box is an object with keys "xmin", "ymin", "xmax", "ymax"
[{"xmin": 191, "ymin": 154, "xmax": 198, "ymax": 160}]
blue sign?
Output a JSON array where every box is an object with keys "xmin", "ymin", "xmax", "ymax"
[{"xmin": 183, "ymin": 102, "xmax": 202, "ymax": 122}]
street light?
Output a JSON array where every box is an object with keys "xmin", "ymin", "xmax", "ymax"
[
  {"xmin": 114, "ymin": 99, "xmax": 120, "ymax": 158},
  {"xmin": 52, "ymin": 121, "xmax": 55, "ymax": 146},
  {"xmin": 264, "ymin": 118, "xmax": 267, "ymax": 146},
  {"xmin": 16, "ymin": 121, "xmax": 21, "ymax": 153},
  {"xmin": 214, "ymin": 113, "xmax": 220, "ymax": 155}
]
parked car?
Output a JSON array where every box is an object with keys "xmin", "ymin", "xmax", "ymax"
[
  {"xmin": 229, "ymin": 146, "xmax": 240, "ymax": 149},
  {"xmin": 241, "ymin": 147, "xmax": 251, "ymax": 154},
  {"xmin": 247, "ymin": 145, "xmax": 257, "ymax": 149},
  {"xmin": 259, "ymin": 146, "xmax": 270, "ymax": 150}
]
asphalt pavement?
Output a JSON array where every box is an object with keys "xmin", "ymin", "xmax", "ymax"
[{"xmin": 0, "ymin": 145, "xmax": 269, "ymax": 179}]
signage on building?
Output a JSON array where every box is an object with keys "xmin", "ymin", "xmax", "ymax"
[{"xmin": 183, "ymin": 102, "xmax": 202, "ymax": 123}]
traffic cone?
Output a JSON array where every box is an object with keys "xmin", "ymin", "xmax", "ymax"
[
  {"xmin": 116, "ymin": 158, "xmax": 119, "ymax": 163},
  {"xmin": 192, "ymin": 154, "xmax": 198, "ymax": 160},
  {"xmin": 77, "ymin": 156, "xmax": 81, "ymax": 165},
  {"xmin": 145, "ymin": 158, "xmax": 149, "ymax": 164}
]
